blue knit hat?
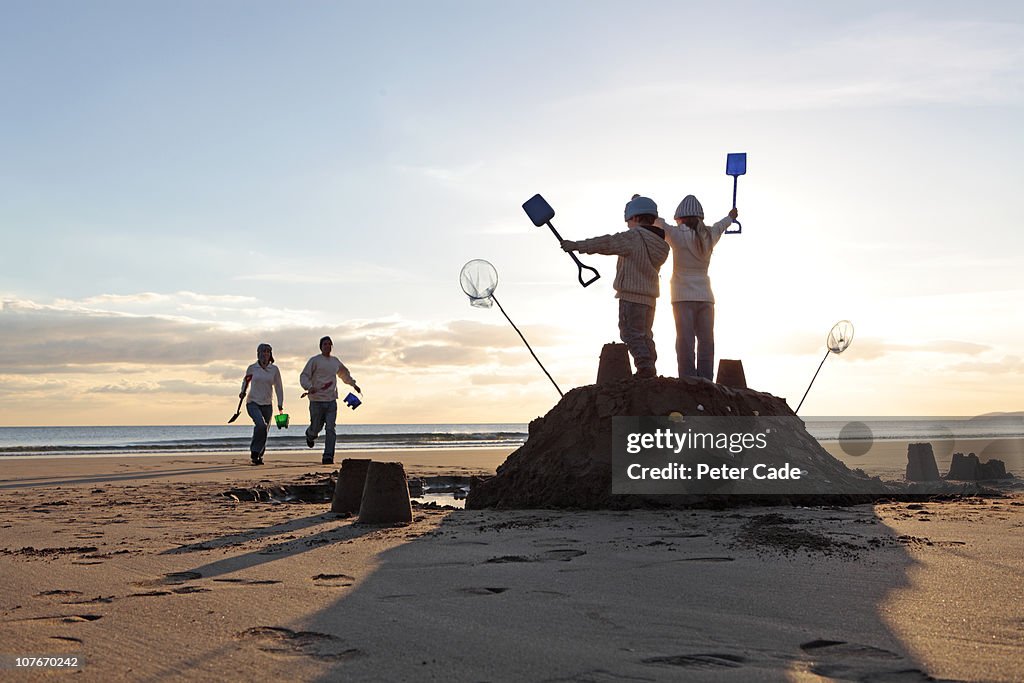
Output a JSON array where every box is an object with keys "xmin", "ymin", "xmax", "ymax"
[
  {"xmin": 674, "ymin": 195, "xmax": 704, "ymax": 219},
  {"xmin": 624, "ymin": 195, "xmax": 658, "ymax": 220}
]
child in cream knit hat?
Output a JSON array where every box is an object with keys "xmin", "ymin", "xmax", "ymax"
[{"xmin": 658, "ymin": 195, "xmax": 738, "ymax": 381}]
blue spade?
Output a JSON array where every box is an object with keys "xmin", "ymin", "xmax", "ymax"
[
  {"xmin": 522, "ymin": 194, "xmax": 601, "ymax": 288},
  {"xmin": 725, "ymin": 152, "xmax": 746, "ymax": 235}
]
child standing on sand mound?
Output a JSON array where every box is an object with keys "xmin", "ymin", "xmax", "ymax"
[
  {"xmin": 561, "ymin": 195, "xmax": 670, "ymax": 379},
  {"xmin": 658, "ymin": 194, "xmax": 738, "ymax": 381}
]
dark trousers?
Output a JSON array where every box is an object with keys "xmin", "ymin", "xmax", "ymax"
[
  {"xmin": 673, "ymin": 301, "xmax": 715, "ymax": 380},
  {"xmin": 306, "ymin": 400, "xmax": 338, "ymax": 458},
  {"xmin": 247, "ymin": 403, "xmax": 273, "ymax": 457},
  {"xmin": 618, "ymin": 300, "xmax": 657, "ymax": 372}
]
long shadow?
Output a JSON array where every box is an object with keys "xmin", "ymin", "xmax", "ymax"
[
  {"xmin": 160, "ymin": 512, "xmax": 347, "ymax": 555},
  {"xmin": 284, "ymin": 505, "xmax": 956, "ymax": 682},
  {"xmin": 166, "ymin": 517, "xmax": 378, "ymax": 582},
  {"xmin": 122, "ymin": 514, "xmax": 380, "ymax": 683},
  {"xmin": 0, "ymin": 464, "xmax": 253, "ymax": 490}
]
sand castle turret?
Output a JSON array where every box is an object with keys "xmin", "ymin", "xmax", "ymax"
[
  {"xmin": 331, "ymin": 458, "xmax": 371, "ymax": 514},
  {"xmin": 357, "ymin": 461, "xmax": 413, "ymax": 524}
]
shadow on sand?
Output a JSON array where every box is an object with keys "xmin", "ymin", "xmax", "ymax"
[{"xmin": 238, "ymin": 504, "xmax": 953, "ymax": 681}]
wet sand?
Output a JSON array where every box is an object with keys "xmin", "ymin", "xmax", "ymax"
[{"xmin": 1, "ymin": 446, "xmax": 1022, "ymax": 681}]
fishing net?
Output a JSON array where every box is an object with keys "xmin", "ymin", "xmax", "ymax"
[
  {"xmin": 460, "ymin": 259, "xmax": 498, "ymax": 309},
  {"xmin": 827, "ymin": 320, "xmax": 854, "ymax": 354}
]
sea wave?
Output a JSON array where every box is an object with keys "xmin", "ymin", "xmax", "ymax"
[{"xmin": 0, "ymin": 431, "xmax": 528, "ymax": 456}]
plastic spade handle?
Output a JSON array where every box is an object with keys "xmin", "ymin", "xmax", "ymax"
[
  {"xmin": 546, "ymin": 221, "xmax": 601, "ymax": 287},
  {"xmin": 725, "ymin": 176, "xmax": 743, "ymax": 235}
]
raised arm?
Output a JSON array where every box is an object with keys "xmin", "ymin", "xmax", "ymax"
[
  {"xmin": 707, "ymin": 209, "xmax": 738, "ymax": 248},
  {"xmin": 562, "ymin": 231, "xmax": 636, "ymax": 256}
]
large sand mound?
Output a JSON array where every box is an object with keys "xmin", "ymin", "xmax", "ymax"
[{"xmin": 467, "ymin": 377, "xmax": 896, "ymax": 509}]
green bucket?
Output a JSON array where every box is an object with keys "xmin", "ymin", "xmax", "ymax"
[{"xmin": 274, "ymin": 413, "xmax": 289, "ymax": 429}]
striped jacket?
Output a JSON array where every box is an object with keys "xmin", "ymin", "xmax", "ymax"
[{"xmin": 564, "ymin": 226, "xmax": 669, "ymax": 307}]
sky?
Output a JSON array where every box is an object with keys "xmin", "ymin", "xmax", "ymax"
[{"xmin": 1, "ymin": 1, "xmax": 1022, "ymax": 426}]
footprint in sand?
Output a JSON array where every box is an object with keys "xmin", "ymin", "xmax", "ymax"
[
  {"xmin": 212, "ymin": 578, "xmax": 282, "ymax": 586},
  {"xmin": 458, "ymin": 587, "xmax": 509, "ymax": 596},
  {"xmin": 237, "ymin": 626, "xmax": 364, "ymax": 662},
  {"xmin": 546, "ymin": 549, "xmax": 586, "ymax": 561},
  {"xmin": 484, "ymin": 549, "xmax": 586, "ymax": 564},
  {"xmin": 800, "ymin": 639, "xmax": 932, "ymax": 681},
  {"xmin": 12, "ymin": 614, "xmax": 103, "ymax": 624},
  {"xmin": 36, "ymin": 590, "xmax": 83, "ymax": 599},
  {"xmin": 311, "ymin": 573, "xmax": 355, "ymax": 588},
  {"xmin": 4, "ymin": 546, "xmax": 98, "ymax": 558},
  {"xmin": 130, "ymin": 571, "xmax": 202, "ymax": 588},
  {"xmin": 642, "ymin": 653, "xmax": 746, "ymax": 669},
  {"xmin": 64, "ymin": 596, "xmax": 115, "ymax": 605},
  {"xmin": 800, "ymin": 639, "xmax": 903, "ymax": 659},
  {"xmin": 531, "ymin": 538, "xmax": 582, "ymax": 548},
  {"xmin": 485, "ymin": 555, "xmax": 535, "ymax": 563},
  {"xmin": 447, "ymin": 540, "xmax": 491, "ymax": 546},
  {"xmin": 50, "ymin": 636, "xmax": 83, "ymax": 644}
]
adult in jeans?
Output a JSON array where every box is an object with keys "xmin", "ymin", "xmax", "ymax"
[
  {"xmin": 299, "ymin": 336, "xmax": 360, "ymax": 465},
  {"xmin": 239, "ymin": 343, "xmax": 284, "ymax": 465},
  {"xmin": 659, "ymin": 195, "xmax": 738, "ymax": 380}
]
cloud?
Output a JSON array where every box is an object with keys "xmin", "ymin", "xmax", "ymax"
[
  {"xmin": 92, "ymin": 379, "xmax": 227, "ymax": 396},
  {"xmin": 549, "ymin": 16, "xmax": 1024, "ymax": 117},
  {"xmin": 851, "ymin": 338, "xmax": 992, "ymax": 361},
  {"xmin": 0, "ymin": 295, "xmax": 562, "ymax": 375},
  {"xmin": 233, "ymin": 262, "xmax": 417, "ymax": 285},
  {"xmin": 398, "ymin": 344, "xmax": 490, "ymax": 367},
  {"xmin": 0, "ymin": 293, "xmax": 584, "ymax": 423},
  {"xmin": 948, "ymin": 355, "xmax": 1024, "ymax": 376},
  {"xmin": 762, "ymin": 330, "xmax": 993, "ymax": 361},
  {"xmin": 470, "ymin": 373, "xmax": 526, "ymax": 386}
]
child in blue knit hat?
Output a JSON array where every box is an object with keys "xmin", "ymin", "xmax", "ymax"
[{"xmin": 561, "ymin": 195, "xmax": 670, "ymax": 379}]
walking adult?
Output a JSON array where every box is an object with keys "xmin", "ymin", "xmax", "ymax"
[
  {"xmin": 239, "ymin": 343, "xmax": 284, "ymax": 465},
  {"xmin": 299, "ymin": 336, "xmax": 361, "ymax": 465}
]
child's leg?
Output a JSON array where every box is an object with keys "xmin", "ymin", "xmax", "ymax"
[
  {"xmin": 618, "ymin": 301, "xmax": 655, "ymax": 372},
  {"xmin": 645, "ymin": 303, "xmax": 657, "ymax": 367},
  {"xmin": 695, "ymin": 302, "xmax": 716, "ymax": 381},
  {"xmin": 673, "ymin": 301, "xmax": 698, "ymax": 378}
]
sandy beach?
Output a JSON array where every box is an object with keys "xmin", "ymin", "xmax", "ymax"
[{"xmin": 2, "ymin": 446, "xmax": 1023, "ymax": 682}]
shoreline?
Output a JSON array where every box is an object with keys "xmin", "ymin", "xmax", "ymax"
[
  {"xmin": 0, "ymin": 444, "xmax": 522, "ymax": 462},
  {"xmin": 0, "ymin": 448, "xmax": 515, "ymax": 488}
]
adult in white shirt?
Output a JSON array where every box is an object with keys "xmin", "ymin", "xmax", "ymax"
[
  {"xmin": 300, "ymin": 336, "xmax": 361, "ymax": 465},
  {"xmin": 239, "ymin": 343, "xmax": 284, "ymax": 465}
]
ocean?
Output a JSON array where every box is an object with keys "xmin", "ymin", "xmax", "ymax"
[
  {"xmin": 0, "ymin": 423, "xmax": 529, "ymax": 457},
  {"xmin": 0, "ymin": 416, "xmax": 1020, "ymax": 458}
]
